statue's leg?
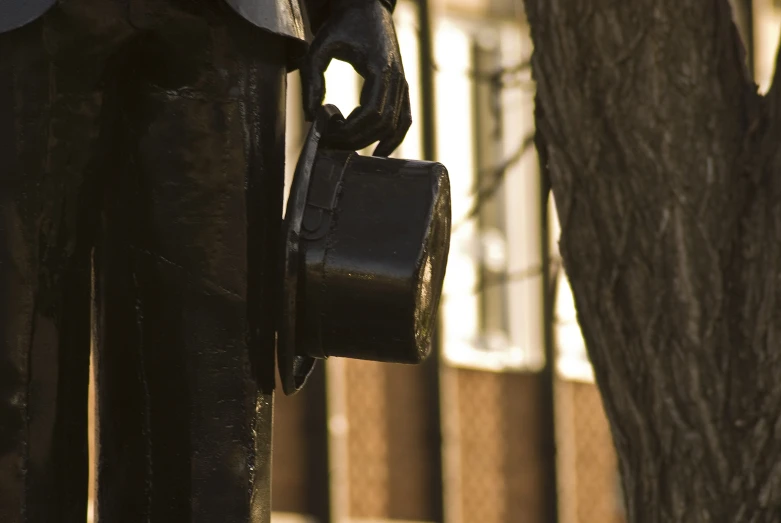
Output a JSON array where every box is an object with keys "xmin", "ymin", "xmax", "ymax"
[
  {"xmin": 94, "ymin": 9, "xmax": 287, "ymax": 522},
  {"xmin": 0, "ymin": 7, "xmax": 132, "ymax": 521}
]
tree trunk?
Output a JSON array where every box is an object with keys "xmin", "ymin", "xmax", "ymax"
[{"xmin": 523, "ymin": 0, "xmax": 781, "ymax": 521}]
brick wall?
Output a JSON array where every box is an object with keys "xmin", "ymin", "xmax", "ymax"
[{"xmin": 555, "ymin": 379, "xmax": 624, "ymax": 523}]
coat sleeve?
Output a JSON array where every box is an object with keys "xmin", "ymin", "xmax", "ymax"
[{"xmin": 303, "ymin": 0, "xmax": 397, "ymax": 35}]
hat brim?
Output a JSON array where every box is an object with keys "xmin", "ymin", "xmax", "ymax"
[{"xmin": 279, "ymin": 104, "xmax": 344, "ymax": 395}]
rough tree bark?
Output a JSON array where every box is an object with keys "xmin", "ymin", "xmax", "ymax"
[{"xmin": 523, "ymin": 0, "xmax": 781, "ymax": 521}]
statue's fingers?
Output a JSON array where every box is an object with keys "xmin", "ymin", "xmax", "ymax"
[
  {"xmin": 324, "ymin": 66, "xmax": 401, "ymax": 150},
  {"xmin": 374, "ymin": 85, "xmax": 411, "ymax": 157},
  {"xmin": 300, "ymin": 37, "xmax": 335, "ymax": 121}
]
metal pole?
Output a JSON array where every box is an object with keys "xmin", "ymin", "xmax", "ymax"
[
  {"xmin": 417, "ymin": 3, "xmax": 450, "ymax": 523},
  {"xmin": 418, "ymin": 0, "xmax": 436, "ymax": 162}
]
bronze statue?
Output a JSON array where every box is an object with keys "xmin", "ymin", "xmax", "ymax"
[{"xmin": 0, "ymin": 1, "xmax": 412, "ymax": 521}]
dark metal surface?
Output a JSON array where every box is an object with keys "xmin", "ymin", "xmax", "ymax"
[
  {"xmin": 224, "ymin": 0, "xmax": 307, "ymax": 42},
  {"xmin": 279, "ymin": 106, "xmax": 341, "ymax": 394},
  {"xmin": 279, "ymin": 105, "xmax": 451, "ymax": 395},
  {"xmin": 0, "ymin": 2, "xmax": 285, "ymax": 521},
  {"xmin": 0, "ymin": 0, "xmax": 55, "ymax": 33},
  {"xmin": 302, "ymin": 151, "xmax": 450, "ymax": 362}
]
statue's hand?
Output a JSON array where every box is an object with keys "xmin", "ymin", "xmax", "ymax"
[{"xmin": 301, "ymin": 0, "xmax": 412, "ymax": 157}]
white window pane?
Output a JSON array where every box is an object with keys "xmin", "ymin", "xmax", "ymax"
[
  {"xmin": 500, "ymin": 23, "xmax": 544, "ymax": 371},
  {"xmin": 435, "ymin": 21, "xmax": 482, "ymax": 369}
]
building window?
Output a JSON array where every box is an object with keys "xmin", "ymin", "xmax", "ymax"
[{"xmin": 435, "ymin": 17, "xmax": 543, "ymax": 373}]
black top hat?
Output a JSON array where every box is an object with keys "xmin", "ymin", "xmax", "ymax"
[{"xmin": 279, "ymin": 105, "xmax": 452, "ymax": 395}]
